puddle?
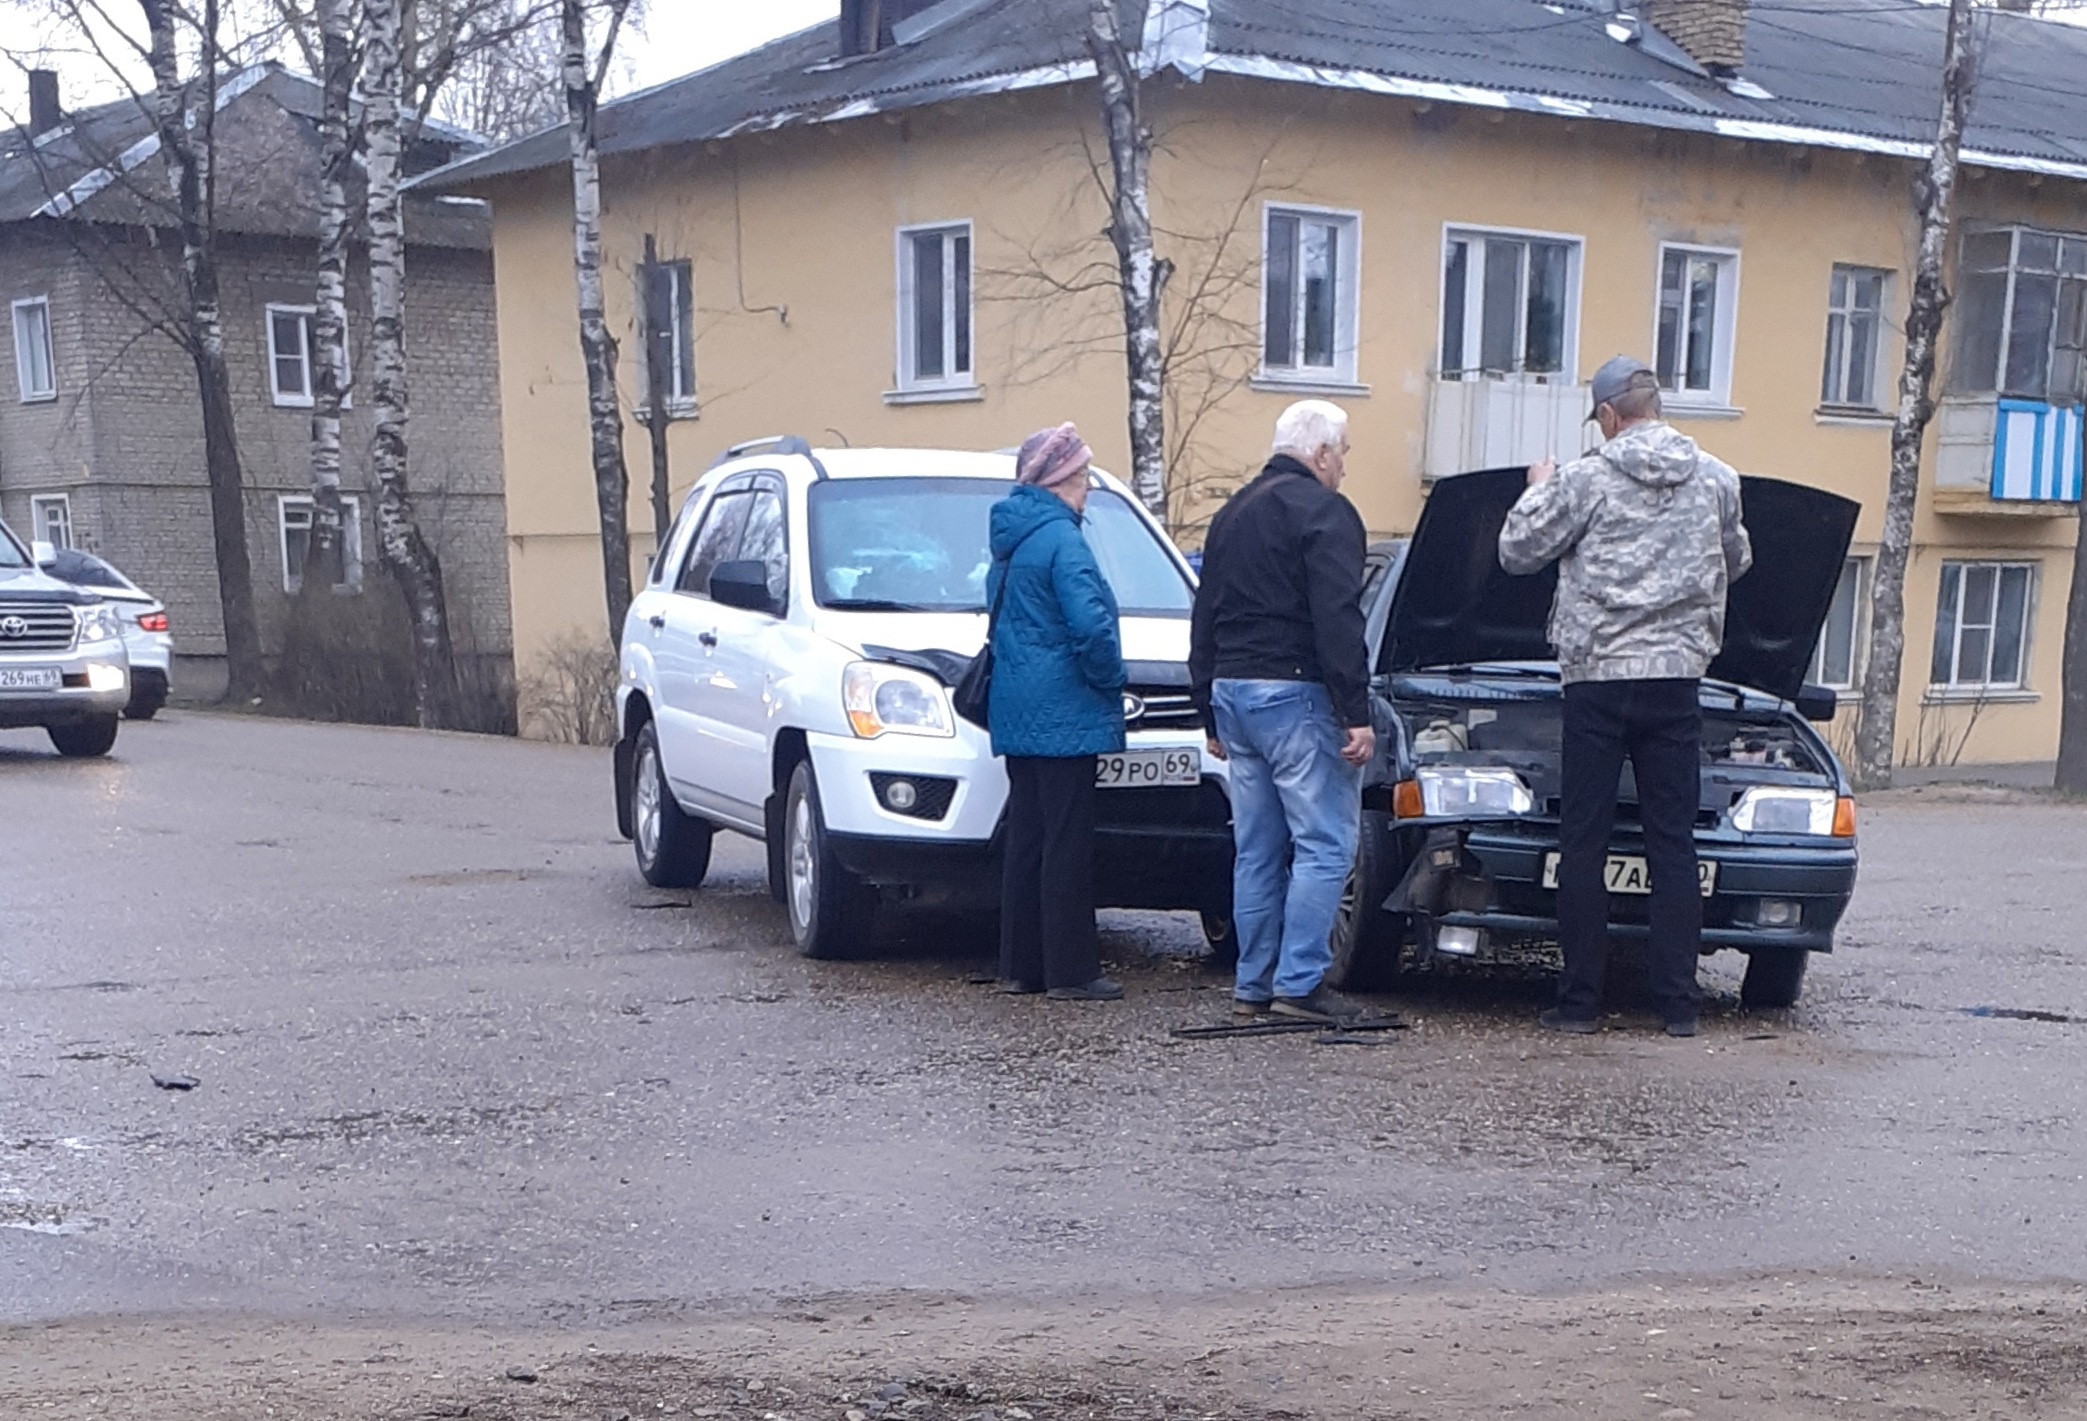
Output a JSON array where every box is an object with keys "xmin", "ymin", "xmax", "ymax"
[
  {"xmin": 407, "ymin": 868, "xmax": 537, "ymax": 887},
  {"xmin": 1961, "ymin": 1006, "xmax": 2082, "ymax": 1024}
]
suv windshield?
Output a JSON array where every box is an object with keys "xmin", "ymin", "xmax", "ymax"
[
  {"xmin": 45, "ymin": 548, "xmax": 137, "ymax": 592},
  {"xmin": 808, "ymin": 477, "xmax": 1193, "ymax": 616},
  {"xmin": 0, "ymin": 521, "xmax": 28, "ymax": 570}
]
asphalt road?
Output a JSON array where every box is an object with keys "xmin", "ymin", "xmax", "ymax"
[{"xmin": 4, "ymin": 713, "xmax": 2086, "ymax": 1414}]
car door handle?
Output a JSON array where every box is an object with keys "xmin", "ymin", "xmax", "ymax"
[
  {"xmin": 647, "ymin": 614, "xmax": 665, "ymax": 630},
  {"xmin": 698, "ymin": 631, "xmax": 718, "ymax": 648}
]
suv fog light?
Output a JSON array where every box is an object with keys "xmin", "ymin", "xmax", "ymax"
[
  {"xmin": 86, "ymin": 662, "xmax": 126, "ymax": 693},
  {"xmin": 1755, "ymin": 898, "xmax": 1802, "ymax": 927},
  {"xmin": 882, "ymin": 778, "xmax": 919, "ymax": 812},
  {"xmin": 1436, "ymin": 924, "xmax": 1482, "ymax": 957}
]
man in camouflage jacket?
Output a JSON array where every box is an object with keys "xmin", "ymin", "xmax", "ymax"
[{"xmin": 1498, "ymin": 355, "xmax": 1752, "ymax": 1037}]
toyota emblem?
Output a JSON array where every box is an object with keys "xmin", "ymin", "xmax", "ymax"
[
  {"xmin": 1122, "ymin": 692, "xmax": 1146, "ymax": 723},
  {"xmin": 0, "ymin": 615, "xmax": 27, "ymax": 639}
]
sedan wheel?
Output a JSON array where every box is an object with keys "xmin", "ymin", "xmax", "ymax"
[
  {"xmin": 1741, "ymin": 948, "xmax": 1808, "ymax": 1009},
  {"xmin": 783, "ymin": 759, "xmax": 876, "ymax": 959},
  {"xmin": 631, "ymin": 722, "xmax": 712, "ymax": 889},
  {"xmin": 1324, "ymin": 811, "xmax": 1404, "ymax": 990}
]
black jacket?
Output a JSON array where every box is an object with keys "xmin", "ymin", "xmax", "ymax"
[{"xmin": 1189, "ymin": 455, "xmax": 1371, "ymax": 733}]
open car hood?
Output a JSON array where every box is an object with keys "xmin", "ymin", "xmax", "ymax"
[{"xmin": 1379, "ymin": 465, "xmax": 1861, "ymax": 703}]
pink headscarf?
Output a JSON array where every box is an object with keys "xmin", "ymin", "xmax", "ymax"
[{"xmin": 1016, "ymin": 423, "xmax": 1092, "ymax": 489}]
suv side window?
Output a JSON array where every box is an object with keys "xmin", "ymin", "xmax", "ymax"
[
  {"xmin": 737, "ymin": 481, "xmax": 789, "ymax": 615},
  {"xmin": 676, "ymin": 486, "xmax": 753, "ymax": 597}
]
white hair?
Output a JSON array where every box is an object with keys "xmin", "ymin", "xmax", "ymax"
[{"xmin": 1272, "ymin": 400, "xmax": 1349, "ymax": 461}]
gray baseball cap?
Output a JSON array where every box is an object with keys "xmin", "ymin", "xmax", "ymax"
[{"xmin": 1589, "ymin": 354, "xmax": 1658, "ymax": 415}]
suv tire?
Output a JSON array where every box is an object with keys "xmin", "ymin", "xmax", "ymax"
[
  {"xmin": 1325, "ymin": 811, "xmax": 1405, "ymax": 991},
  {"xmin": 783, "ymin": 759, "xmax": 877, "ymax": 959},
  {"xmin": 125, "ymin": 670, "xmax": 168, "ymax": 721},
  {"xmin": 631, "ymin": 722, "xmax": 713, "ymax": 889},
  {"xmin": 48, "ymin": 715, "xmax": 119, "ymax": 759},
  {"xmin": 1741, "ymin": 948, "xmax": 1808, "ymax": 1009}
]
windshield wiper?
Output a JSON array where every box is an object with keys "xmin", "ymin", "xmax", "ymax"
[
  {"xmin": 1422, "ymin": 664, "xmax": 1559, "ymax": 679},
  {"xmin": 822, "ymin": 597, "xmax": 973, "ymax": 613}
]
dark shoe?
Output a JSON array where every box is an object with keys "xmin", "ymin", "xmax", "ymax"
[
  {"xmin": 1663, "ymin": 1017, "xmax": 1699, "ymax": 1038},
  {"xmin": 1232, "ymin": 997, "xmax": 1272, "ymax": 1019},
  {"xmin": 1047, "ymin": 977, "xmax": 1125, "ymax": 1001},
  {"xmin": 1001, "ymin": 979, "xmax": 1044, "ymax": 995},
  {"xmin": 1539, "ymin": 1008, "xmax": 1600, "ymax": 1035},
  {"xmin": 1271, "ymin": 986, "xmax": 1370, "ymax": 1025}
]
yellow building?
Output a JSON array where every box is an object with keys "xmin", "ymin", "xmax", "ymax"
[{"xmin": 419, "ymin": 0, "xmax": 2087, "ymax": 766}]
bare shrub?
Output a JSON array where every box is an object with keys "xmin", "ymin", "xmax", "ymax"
[
  {"xmin": 520, "ymin": 631, "xmax": 619, "ymax": 745},
  {"xmin": 271, "ymin": 581, "xmax": 516, "ymax": 734}
]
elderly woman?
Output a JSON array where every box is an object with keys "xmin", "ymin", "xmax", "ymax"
[{"xmin": 987, "ymin": 423, "xmax": 1128, "ymax": 1002}]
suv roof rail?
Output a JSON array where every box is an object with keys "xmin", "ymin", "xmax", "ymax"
[{"xmin": 711, "ymin": 434, "xmax": 828, "ymax": 479}]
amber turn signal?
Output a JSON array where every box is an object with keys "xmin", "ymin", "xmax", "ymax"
[
  {"xmin": 1392, "ymin": 779, "xmax": 1425, "ymax": 819},
  {"xmin": 1832, "ymin": 796, "xmax": 1858, "ymax": 838}
]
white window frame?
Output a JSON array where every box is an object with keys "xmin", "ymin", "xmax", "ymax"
[
  {"xmin": 12, "ymin": 295, "xmax": 56, "ymax": 403},
  {"xmin": 1930, "ymin": 560, "xmax": 2037, "ymax": 692},
  {"xmin": 277, "ymin": 492, "xmax": 364, "ymax": 595},
  {"xmin": 1259, "ymin": 203, "xmax": 1364, "ymax": 389},
  {"xmin": 1820, "ymin": 265, "xmax": 1890, "ymax": 411},
  {"xmin": 267, "ymin": 303, "xmax": 316, "ymax": 408},
  {"xmin": 893, "ymin": 221, "xmax": 976, "ymax": 396},
  {"xmin": 1808, "ymin": 556, "xmax": 1868, "ymax": 691},
  {"xmin": 1438, "ymin": 223, "xmax": 1583, "ymax": 383},
  {"xmin": 30, "ymin": 493, "xmax": 72, "ymax": 551},
  {"xmin": 1653, "ymin": 243, "xmax": 1742, "ymax": 410},
  {"xmin": 651, "ymin": 258, "xmax": 696, "ymax": 412}
]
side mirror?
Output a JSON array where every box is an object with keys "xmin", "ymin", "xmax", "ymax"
[
  {"xmin": 1794, "ymin": 684, "xmax": 1839, "ymax": 723},
  {"xmin": 710, "ymin": 559, "xmax": 777, "ymax": 614},
  {"xmin": 31, "ymin": 540, "xmax": 57, "ymax": 567}
]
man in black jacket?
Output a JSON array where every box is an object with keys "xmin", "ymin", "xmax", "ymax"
[{"xmin": 1191, "ymin": 400, "xmax": 1374, "ymax": 1024}]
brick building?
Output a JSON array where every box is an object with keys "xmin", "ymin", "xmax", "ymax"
[{"xmin": 0, "ymin": 64, "xmax": 513, "ymax": 705}]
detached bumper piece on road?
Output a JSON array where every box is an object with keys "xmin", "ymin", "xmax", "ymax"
[{"xmin": 1172, "ymin": 1013, "xmax": 1407, "ymax": 1041}]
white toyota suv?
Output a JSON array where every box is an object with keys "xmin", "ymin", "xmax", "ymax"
[
  {"xmin": 614, "ymin": 439, "xmax": 1233, "ymax": 958},
  {"xmin": 0, "ymin": 516, "xmax": 131, "ymax": 756}
]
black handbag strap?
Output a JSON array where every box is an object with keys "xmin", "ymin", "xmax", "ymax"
[{"xmin": 985, "ymin": 524, "xmax": 1045, "ymax": 635}]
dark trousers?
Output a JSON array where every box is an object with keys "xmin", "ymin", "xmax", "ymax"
[
  {"xmin": 1001, "ymin": 755, "xmax": 1102, "ymax": 990},
  {"xmin": 1556, "ymin": 679, "xmax": 1704, "ymax": 1025}
]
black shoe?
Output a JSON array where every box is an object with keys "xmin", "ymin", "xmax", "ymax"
[
  {"xmin": 1539, "ymin": 1008, "xmax": 1600, "ymax": 1035},
  {"xmin": 1663, "ymin": 1018, "xmax": 1699, "ymax": 1038},
  {"xmin": 1047, "ymin": 977, "xmax": 1125, "ymax": 1001},
  {"xmin": 1232, "ymin": 997, "xmax": 1272, "ymax": 1019},
  {"xmin": 1271, "ymin": 986, "xmax": 1369, "ymax": 1025},
  {"xmin": 1001, "ymin": 979, "xmax": 1044, "ymax": 995}
]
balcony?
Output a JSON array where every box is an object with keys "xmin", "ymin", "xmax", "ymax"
[
  {"xmin": 1423, "ymin": 375, "xmax": 1592, "ymax": 481},
  {"xmin": 1934, "ymin": 395, "xmax": 2083, "ymax": 515}
]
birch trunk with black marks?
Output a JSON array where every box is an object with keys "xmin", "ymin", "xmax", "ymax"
[
  {"xmin": 140, "ymin": 0, "xmax": 264, "ymax": 702},
  {"xmin": 305, "ymin": 0, "xmax": 355, "ymax": 593},
  {"xmin": 1854, "ymin": 0, "xmax": 1978, "ymax": 792},
  {"xmin": 366, "ymin": 0, "xmax": 461, "ymax": 728},
  {"xmin": 641, "ymin": 234, "xmax": 673, "ymax": 546},
  {"xmin": 2056, "ymin": 420, "xmax": 2087, "ymax": 791},
  {"xmin": 564, "ymin": 0, "xmax": 634, "ymax": 641},
  {"xmin": 1086, "ymin": 0, "xmax": 1169, "ymax": 519}
]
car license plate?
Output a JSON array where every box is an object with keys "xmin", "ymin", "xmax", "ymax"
[
  {"xmin": 1542, "ymin": 853, "xmax": 1716, "ymax": 897},
  {"xmin": 1095, "ymin": 747, "xmax": 1200, "ymax": 790},
  {"xmin": 0, "ymin": 666, "xmax": 60, "ymax": 692}
]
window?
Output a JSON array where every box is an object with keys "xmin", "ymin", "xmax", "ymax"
[
  {"xmin": 1821, "ymin": 266, "xmax": 1889, "ymax": 409},
  {"xmin": 268, "ymin": 304, "xmax": 317, "ymax": 407},
  {"xmin": 896, "ymin": 223, "xmax": 973, "ymax": 390},
  {"xmin": 30, "ymin": 493, "xmax": 72, "ymax": 550},
  {"xmin": 1949, "ymin": 228, "xmax": 2087, "ymax": 404},
  {"xmin": 1262, "ymin": 205, "xmax": 1361, "ymax": 384},
  {"xmin": 1654, "ymin": 245, "xmax": 1740, "ymax": 404},
  {"xmin": 641, "ymin": 257, "xmax": 696, "ymax": 412},
  {"xmin": 675, "ymin": 483, "xmax": 755, "ymax": 597},
  {"xmin": 12, "ymin": 296, "xmax": 56, "ymax": 402},
  {"xmin": 278, "ymin": 494, "xmax": 364, "ymax": 594},
  {"xmin": 1930, "ymin": 561, "xmax": 2035, "ymax": 690},
  {"xmin": 1809, "ymin": 557, "xmax": 1866, "ymax": 690},
  {"xmin": 1440, "ymin": 229, "xmax": 1579, "ymax": 379}
]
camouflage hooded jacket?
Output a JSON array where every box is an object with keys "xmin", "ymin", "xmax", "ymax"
[{"xmin": 1497, "ymin": 421, "xmax": 1752, "ymax": 685}]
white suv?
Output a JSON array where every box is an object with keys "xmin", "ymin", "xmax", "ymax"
[
  {"xmin": 614, "ymin": 439, "xmax": 1232, "ymax": 958},
  {"xmin": 0, "ymin": 517, "xmax": 131, "ymax": 756}
]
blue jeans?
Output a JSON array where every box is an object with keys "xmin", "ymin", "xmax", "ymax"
[{"xmin": 1212, "ymin": 679, "xmax": 1362, "ymax": 1002}]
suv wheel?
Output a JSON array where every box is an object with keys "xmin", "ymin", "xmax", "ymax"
[
  {"xmin": 125, "ymin": 670, "xmax": 168, "ymax": 721},
  {"xmin": 1741, "ymin": 948, "xmax": 1808, "ymax": 1009},
  {"xmin": 1325, "ymin": 811, "xmax": 1404, "ymax": 990},
  {"xmin": 631, "ymin": 722, "xmax": 713, "ymax": 889},
  {"xmin": 48, "ymin": 715, "xmax": 119, "ymax": 759},
  {"xmin": 783, "ymin": 759, "xmax": 876, "ymax": 959}
]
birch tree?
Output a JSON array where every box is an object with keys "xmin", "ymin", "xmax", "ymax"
[
  {"xmin": 1085, "ymin": 0, "xmax": 1167, "ymax": 516},
  {"xmin": 2057, "ymin": 416, "xmax": 2087, "ymax": 793},
  {"xmin": 366, "ymin": 0, "xmax": 462, "ymax": 726},
  {"xmin": 138, "ymin": 0, "xmax": 268, "ymax": 702},
  {"xmin": 304, "ymin": 0, "xmax": 354, "ymax": 591},
  {"xmin": 1853, "ymin": 0, "xmax": 1980, "ymax": 791}
]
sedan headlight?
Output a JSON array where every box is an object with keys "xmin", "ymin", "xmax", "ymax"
[
  {"xmin": 75, "ymin": 604, "xmax": 121, "ymax": 644},
  {"xmin": 1730, "ymin": 786, "xmax": 1854, "ymax": 837},
  {"xmin": 1401, "ymin": 766, "xmax": 1536, "ymax": 818},
  {"xmin": 842, "ymin": 661, "xmax": 954, "ymax": 739}
]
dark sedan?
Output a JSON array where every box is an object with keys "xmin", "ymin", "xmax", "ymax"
[{"xmin": 1326, "ymin": 467, "xmax": 1862, "ymax": 1008}]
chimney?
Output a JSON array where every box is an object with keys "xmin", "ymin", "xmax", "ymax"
[
  {"xmin": 1639, "ymin": 0, "xmax": 1749, "ymax": 76},
  {"xmin": 837, "ymin": 0, "xmax": 948, "ymax": 57},
  {"xmin": 28, "ymin": 69, "xmax": 62, "ymax": 138}
]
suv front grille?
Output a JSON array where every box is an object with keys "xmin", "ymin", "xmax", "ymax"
[
  {"xmin": 1125, "ymin": 688, "xmax": 1201, "ymax": 731},
  {"xmin": 0, "ymin": 603, "xmax": 76, "ymax": 653}
]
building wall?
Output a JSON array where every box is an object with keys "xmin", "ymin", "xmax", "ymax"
[{"xmin": 478, "ymin": 75, "xmax": 2083, "ymax": 765}]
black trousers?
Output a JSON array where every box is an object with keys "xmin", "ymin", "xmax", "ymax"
[
  {"xmin": 1555, "ymin": 679, "xmax": 1703, "ymax": 1025},
  {"xmin": 1001, "ymin": 755, "xmax": 1102, "ymax": 990}
]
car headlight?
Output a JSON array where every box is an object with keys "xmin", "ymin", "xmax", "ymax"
[
  {"xmin": 1730, "ymin": 786, "xmax": 1854, "ymax": 837},
  {"xmin": 842, "ymin": 661, "xmax": 954, "ymax": 739},
  {"xmin": 75, "ymin": 604, "xmax": 121, "ymax": 644},
  {"xmin": 1401, "ymin": 766, "xmax": 1536, "ymax": 818}
]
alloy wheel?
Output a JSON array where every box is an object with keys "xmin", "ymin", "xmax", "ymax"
[
  {"xmin": 634, "ymin": 744, "xmax": 662, "ymax": 866},
  {"xmin": 789, "ymin": 792, "xmax": 817, "ymax": 929}
]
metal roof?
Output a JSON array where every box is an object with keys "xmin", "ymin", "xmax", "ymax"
[{"xmin": 411, "ymin": 0, "xmax": 2087, "ymax": 195}]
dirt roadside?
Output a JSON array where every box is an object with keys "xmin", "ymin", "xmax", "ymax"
[{"xmin": 7, "ymin": 1276, "xmax": 2086, "ymax": 1421}]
